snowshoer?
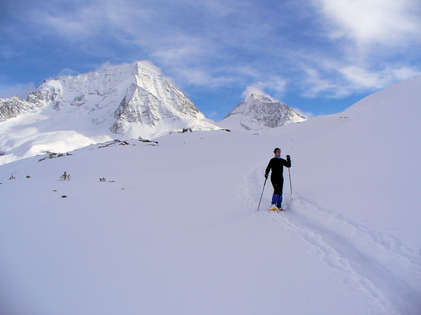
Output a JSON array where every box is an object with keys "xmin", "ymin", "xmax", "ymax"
[{"xmin": 265, "ymin": 148, "xmax": 291, "ymax": 210}]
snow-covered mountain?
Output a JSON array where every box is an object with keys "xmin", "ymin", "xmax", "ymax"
[
  {"xmin": 221, "ymin": 89, "xmax": 306, "ymax": 130},
  {"xmin": 0, "ymin": 96, "xmax": 39, "ymax": 121},
  {"xmin": 0, "ymin": 61, "xmax": 218, "ymax": 165},
  {"xmin": 1, "ymin": 76, "xmax": 420, "ymax": 315}
]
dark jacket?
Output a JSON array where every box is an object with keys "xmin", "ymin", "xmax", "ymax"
[{"xmin": 265, "ymin": 156, "xmax": 291, "ymax": 180}]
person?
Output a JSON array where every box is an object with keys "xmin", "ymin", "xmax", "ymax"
[{"xmin": 265, "ymin": 148, "xmax": 291, "ymax": 210}]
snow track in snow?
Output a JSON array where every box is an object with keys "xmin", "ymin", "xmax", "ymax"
[
  {"xmin": 291, "ymin": 195, "xmax": 421, "ymax": 281},
  {"xmin": 245, "ymin": 167, "xmax": 421, "ymax": 315}
]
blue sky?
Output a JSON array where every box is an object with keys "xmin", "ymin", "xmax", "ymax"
[{"xmin": 1, "ymin": 0, "xmax": 421, "ymax": 120}]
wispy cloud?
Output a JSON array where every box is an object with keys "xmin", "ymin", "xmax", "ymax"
[
  {"xmin": 242, "ymin": 77, "xmax": 287, "ymax": 99},
  {"xmin": 300, "ymin": 66, "xmax": 343, "ymax": 98},
  {"xmin": 297, "ymin": 0, "xmax": 421, "ymax": 97},
  {"xmin": 300, "ymin": 62, "xmax": 421, "ymax": 98},
  {"xmin": 1, "ymin": 0, "xmax": 421, "ymax": 112},
  {"xmin": 174, "ymin": 66, "xmax": 237, "ymax": 87},
  {"xmin": 338, "ymin": 65, "xmax": 421, "ymax": 90}
]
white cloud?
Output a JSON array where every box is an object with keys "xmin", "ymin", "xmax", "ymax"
[
  {"xmin": 300, "ymin": 63, "xmax": 421, "ymax": 98},
  {"xmin": 228, "ymin": 66, "xmax": 261, "ymax": 78},
  {"xmin": 301, "ymin": 66, "xmax": 348, "ymax": 98},
  {"xmin": 37, "ymin": 4, "xmax": 103, "ymax": 39},
  {"xmin": 391, "ymin": 67, "xmax": 421, "ymax": 81},
  {"xmin": 339, "ymin": 65, "xmax": 421, "ymax": 90},
  {"xmin": 242, "ymin": 77, "xmax": 287, "ymax": 99},
  {"xmin": 294, "ymin": 1, "xmax": 421, "ymax": 99},
  {"xmin": 242, "ymin": 85, "xmax": 274, "ymax": 100},
  {"xmin": 313, "ymin": 0, "xmax": 421, "ymax": 47},
  {"xmin": 150, "ymin": 35, "xmax": 211, "ymax": 65},
  {"xmin": 175, "ymin": 67, "xmax": 237, "ymax": 87},
  {"xmin": 57, "ymin": 68, "xmax": 80, "ymax": 77}
]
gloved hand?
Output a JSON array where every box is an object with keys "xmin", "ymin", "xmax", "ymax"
[{"xmin": 286, "ymin": 154, "xmax": 291, "ymax": 160}]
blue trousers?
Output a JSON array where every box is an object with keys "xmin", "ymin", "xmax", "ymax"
[
  {"xmin": 271, "ymin": 177, "xmax": 284, "ymax": 208},
  {"xmin": 271, "ymin": 194, "xmax": 283, "ymax": 208}
]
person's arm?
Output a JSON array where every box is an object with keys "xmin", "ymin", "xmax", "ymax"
[
  {"xmin": 284, "ymin": 155, "xmax": 291, "ymax": 168},
  {"xmin": 265, "ymin": 159, "xmax": 272, "ymax": 178}
]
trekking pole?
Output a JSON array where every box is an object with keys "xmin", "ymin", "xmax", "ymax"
[
  {"xmin": 257, "ymin": 177, "xmax": 267, "ymax": 211},
  {"xmin": 288, "ymin": 168, "xmax": 293, "ymax": 198}
]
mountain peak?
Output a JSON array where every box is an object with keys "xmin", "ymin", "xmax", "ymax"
[
  {"xmin": 133, "ymin": 60, "xmax": 162, "ymax": 75},
  {"xmin": 0, "ymin": 60, "xmax": 218, "ymax": 165},
  {"xmin": 222, "ymin": 88, "xmax": 306, "ymax": 130}
]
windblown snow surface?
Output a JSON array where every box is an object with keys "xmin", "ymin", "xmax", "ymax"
[{"xmin": 0, "ymin": 77, "xmax": 420, "ymax": 315}]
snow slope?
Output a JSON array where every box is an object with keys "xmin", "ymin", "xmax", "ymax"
[
  {"xmin": 0, "ymin": 77, "xmax": 420, "ymax": 315},
  {"xmin": 221, "ymin": 88, "xmax": 306, "ymax": 130},
  {"xmin": 0, "ymin": 61, "xmax": 218, "ymax": 165}
]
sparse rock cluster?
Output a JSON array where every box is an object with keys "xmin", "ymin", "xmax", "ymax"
[{"xmin": 38, "ymin": 152, "xmax": 72, "ymax": 162}]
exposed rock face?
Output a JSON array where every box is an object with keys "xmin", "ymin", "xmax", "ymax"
[
  {"xmin": 109, "ymin": 63, "xmax": 204, "ymax": 134},
  {"xmin": 0, "ymin": 97, "xmax": 37, "ymax": 121}
]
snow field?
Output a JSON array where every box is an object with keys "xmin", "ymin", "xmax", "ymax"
[
  {"xmin": 0, "ymin": 132, "xmax": 379, "ymax": 315},
  {"xmin": 1, "ymin": 77, "xmax": 421, "ymax": 314}
]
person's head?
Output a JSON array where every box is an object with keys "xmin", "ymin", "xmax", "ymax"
[{"xmin": 273, "ymin": 147, "xmax": 281, "ymax": 157}]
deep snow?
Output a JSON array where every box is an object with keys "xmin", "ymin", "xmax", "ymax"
[{"xmin": 0, "ymin": 77, "xmax": 420, "ymax": 315}]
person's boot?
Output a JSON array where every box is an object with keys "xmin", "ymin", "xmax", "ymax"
[{"xmin": 270, "ymin": 194, "xmax": 280, "ymax": 211}]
